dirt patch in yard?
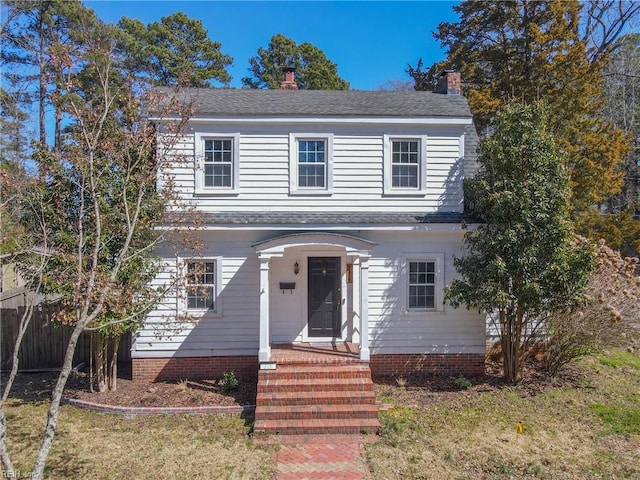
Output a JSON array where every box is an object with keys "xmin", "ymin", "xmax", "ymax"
[
  {"xmin": 6, "ymin": 358, "xmax": 585, "ymax": 411},
  {"xmin": 373, "ymin": 359, "xmax": 588, "ymax": 407},
  {"xmin": 4, "ymin": 370, "xmax": 257, "ymax": 408}
]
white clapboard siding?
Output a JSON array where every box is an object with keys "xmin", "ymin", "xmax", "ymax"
[
  {"xmin": 365, "ymin": 231, "xmax": 485, "ymax": 355},
  {"xmin": 135, "ymin": 230, "xmax": 486, "ymax": 358},
  {"xmin": 157, "ymin": 123, "xmax": 467, "ymax": 213},
  {"xmin": 133, "ymin": 233, "xmax": 263, "ymax": 358}
]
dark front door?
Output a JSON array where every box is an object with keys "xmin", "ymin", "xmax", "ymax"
[{"xmin": 308, "ymin": 257, "xmax": 341, "ymax": 337}]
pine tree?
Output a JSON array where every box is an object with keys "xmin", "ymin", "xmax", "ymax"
[
  {"xmin": 117, "ymin": 12, "xmax": 233, "ymax": 87},
  {"xmin": 411, "ymin": 0, "xmax": 632, "ymax": 217},
  {"xmin": 1, "ymin": 0, "xmax": 97, "ymax": 148},
  {"xmin": 242, "ymin": 33, "xmax": 349, "ymax": 90}
]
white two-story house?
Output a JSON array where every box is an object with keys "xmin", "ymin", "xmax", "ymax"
[{"xmin": 133, "ymin": 71, "xmax": 486, "ymax": 381}]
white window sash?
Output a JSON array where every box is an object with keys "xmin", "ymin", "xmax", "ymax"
[
  {"xmin": 383, "ymin": 134, "xmax": 428, "ymax": 195},
  {"xmin": 179, "ymin": 256, "xmax": 223, "ymax": 316},
  {"xmin": 289, "ymin": 133, "xmax": 334, "ymax": 195},
  {"xmin": 194, "ymin": 133, "xmax": 240, "ymax": 194},
  {"xmin": 403, "ymin": 254, "xmax": 445, "ymax": 313}
]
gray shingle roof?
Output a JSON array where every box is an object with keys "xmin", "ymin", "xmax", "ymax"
[
  {"xmin": 165, "ymin": 211, "xmax": 477, "ymax": 226},
  {"xmin": 151, "ymin": 88, "xmax": 473, "ymax": 118}
]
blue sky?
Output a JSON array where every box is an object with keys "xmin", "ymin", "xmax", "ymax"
[{"xmin": 86, "ymin": 1, "xmax": 460, "ymax": 90}]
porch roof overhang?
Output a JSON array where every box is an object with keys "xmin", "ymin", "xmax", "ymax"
[
  {"xmin": 157, "ymin": 212, "xmax": 478, "ymax": 232},
  {"xmin": 253, "ymin": 232, "xmax": 377, "ymax": 258}
]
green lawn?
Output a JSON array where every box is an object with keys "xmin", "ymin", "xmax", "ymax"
[
  {"xmin": 366, "ymin": 348, "xmax": 640, "ymax": 480},
  {"xmin": 4, "ymin": 347, "xmax": 639, "ymax": 479},
  {"xmin": 4, "ymin": 403, "xmax": 273, "ymax": 479}
]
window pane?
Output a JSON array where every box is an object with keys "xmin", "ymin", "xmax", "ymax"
[
  {"xmin": 299, "ymin": 164, "xmax": 325, "ymax": 188},
  {"xmin": 204, "ymin": 165, "xmax": 214, "ymax": 187},
  {"xmin": 212, "ymin": 164, "xmax": 231, "ymax": 187},
  {"xmin": 391, "ymin": 140, "xmax": 420, "ymax": 189},
  {"xmin": 424, "ymin": 285, "xmax": 435, "ymax": 308},
  {"xmin": 298, "ymin": 139, "xmax": 326, "ymax": 188},
  {"xmin": 408, "ymin": 261, "xmax": 436, "ymax": 309},
  {"xmin": 203, "ymin": 138, "xmax": 233, "ymax": 188},
  {"xmin": 299, "ymin": 141, "xmax": 325, "ymax": 163},
  {"xmin": 392, "ymin": 165, "xmax": 418, "ymax": 188},
  {"xmin": 187, "ymin": 262, "xmax": 216, "ymax": 310},
  {"xmin": 392, "ymin": 141, "xmax": 419, "ymax": 163},
  {"xmin": 409, "ymin": 285, "xmax": 424, "ymax": 308}
]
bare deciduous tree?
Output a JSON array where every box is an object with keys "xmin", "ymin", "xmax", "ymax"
[{"xmin": 1, "ymin": 18, "xmax": 194, "ymax": 480}]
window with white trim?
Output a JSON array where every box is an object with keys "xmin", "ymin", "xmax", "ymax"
[
  {"xmin": 194, "ymin": 133, "xmax": 240, "ymax": 194},
  {"xmin": 183, "ymin": 258, "xmax": 222, "ymax": 314},
  {"xmin": 405, "ymin": 254, "xmax": 444, "ymax": 312},
  {"xmin": 392, "ymin": 140, "xmax": 419, "ymax": 188},
  {"xmin": 204, "ymin": 139, "xmax": 232, "ymax": 187},
  {"xmin": 408, "ymin": 260, "xmax": 436, "ymax": 309},
  {"xmin": 298, "ymin": 139, "xmax": 326, "ymax": 188},
  {"xmin": 384, "ymin": 135, "xmax": 427, "ymax": 195},
  {"xmin": 289, "ymin": 133, "xmax": 333, "ymax": 195}
]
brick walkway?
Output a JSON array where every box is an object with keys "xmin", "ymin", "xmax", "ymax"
[{"xmin": 275, "ymin": 441, "xmax": 370, "ymax": 480}]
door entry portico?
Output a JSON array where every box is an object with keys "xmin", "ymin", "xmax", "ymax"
[
  {"xmin": 308, "ymin": 257, "xmax": 341, "ymax": 337},
  {"xmin": 254, "ymin": 232, "xmax": 376, "ymax": 363}
]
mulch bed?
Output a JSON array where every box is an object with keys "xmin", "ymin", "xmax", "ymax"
[
  {"xmin": 373, "ymin": 359, "xmax": 587, "ymax": 407},
  {"xmin": 5, "ymin": 358, "xmax": 585, "ymax": 410},
  {"xmin": 4, "ymin": 370, "xmax": 257, "ymax": 408}
]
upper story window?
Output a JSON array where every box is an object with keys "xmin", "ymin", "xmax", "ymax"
[
  {"xmin": 392, "ymin": 140, "xmax": 419, "ymax": 188},
  {"xmin": 383, "ymin": 135, "xmax": 427, "ymax": 195},
  {"xmin": 289, "ymin": 133, "xmax": 334, "ymax": 195},
  {"xmin": 194, "ymin": 133, "xmax": 240, "ymax": 194},
  {"xmin": 298, "ymin": 140, "xmax": 326, "ymax": 188},
  {"xmin": 204, "ymin": 139, "xmax": 232, "ymax": 187}
]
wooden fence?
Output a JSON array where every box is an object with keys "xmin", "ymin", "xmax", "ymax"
[{"xmin": 1, "ymin": 289, "xmax": 131, "ymax": 371}]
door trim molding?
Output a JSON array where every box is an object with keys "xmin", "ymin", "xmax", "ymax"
[{"xmin": 302, "ymin": 254, "xmax": 347, "ymax": 342}]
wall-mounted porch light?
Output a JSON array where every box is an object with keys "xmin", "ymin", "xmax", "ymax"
[{"xmin": 294, "ymin": 261, "xmax": 299, "ymax": 275}]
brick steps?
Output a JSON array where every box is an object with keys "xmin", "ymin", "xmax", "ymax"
[
  {"xmin": 261, "ymin": 364, "xmax": 372, "ymax": 379},
  {"xmin": 256, "ymin": 404, "xmax": 378, "ymax": 421},
  {"xmin": 253, "ymin": 418, "xmax": 380, "ymax": 435},
  {"xmin": 256, "ymin": 390, "xmax": 376, "ymax": 407},
  {"xmin": 254, "ymin": 361, "xmax": 380, "ymax": 436},
  {"xmin": 258, "ymin": 377, "xmax": 374, "ymax": 393}
]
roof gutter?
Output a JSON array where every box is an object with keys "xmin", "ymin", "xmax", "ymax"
[{"xmin": 147, "ymin": 115, "xmax": 473, "ymax": 126}]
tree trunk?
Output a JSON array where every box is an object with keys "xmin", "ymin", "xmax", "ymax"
[
  {"xmin": 0, "ymin": 301, "xmax": 36, "ymax": 475},
  {"xmin": 54, "ymin": 100, "xmax": 61, "ymax": 152},
  {"xmin": 31, "ymin": 319, "xmax": 86, "ymax": 480},
  {"xmin": 89, "ymin": 333, "xmax": 94, "ymax": 393},
  {"xmin": 38, "ymin": 9, "xmax": 47, "ymax": 148},
  {"xmin": 93, "ymin": 334, "xmax": 108, "ymax": 393},
  {"xmin": 0, "ymin": 410, "xmax": 15, "ymax": 478},
  {"xmin": 108, "ymin": 337, "xmax": 119, "ymax": 391},
  {"xmin": 500, "ymin": 309, "xmax": 521, "ymax": 383}
]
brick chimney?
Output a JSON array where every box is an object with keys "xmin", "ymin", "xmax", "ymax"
[
  {"xmin": 434, "ymin": 70, "xmax": 461, "ymax": 95},
  {"xmin": 280, "ymin": 67, "xmax": 298, "ymax": 90}
]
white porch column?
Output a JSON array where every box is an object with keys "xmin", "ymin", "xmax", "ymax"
[
  {"xmin": 351, "ymin": 259, "xmax": 361, "ymax": 345},
  {"xmin": 258, "ymin": 256, "xmax": 271, "ymax": 362},
  {"xmin": 359, "ymin": 255, "xmax": 370, "ymax": 362}
]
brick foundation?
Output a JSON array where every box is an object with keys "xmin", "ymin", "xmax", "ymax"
[
  {"xmin": 132, "ymin": 356, "xmax": 258, "ymax": 382},
  {"xmin": 370, "ymin": 353, "xmax": 485, "ymax": 377},
  {"xmin": 132, "ymin": 353, "xmax": 485, "ymax": 382}
]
